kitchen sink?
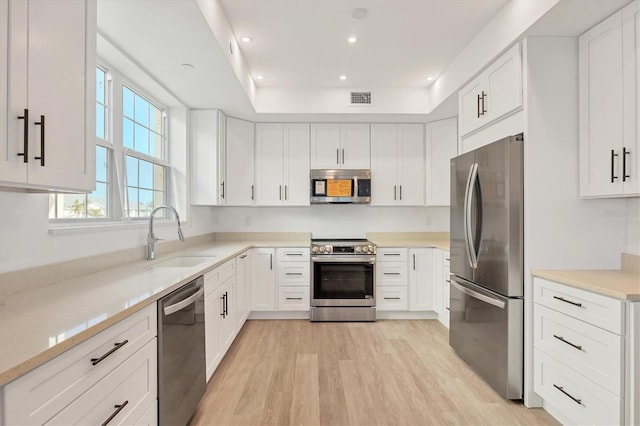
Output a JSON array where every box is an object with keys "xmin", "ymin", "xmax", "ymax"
[{"xmin": 150, "ymin": 255, "xmax": 217, "ymax": 269}]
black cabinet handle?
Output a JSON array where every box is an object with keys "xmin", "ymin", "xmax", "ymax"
[
  {"xmin": 285, "ymin": 297, "xmax": 303, "ymax": 300},
  {"xmin": 553, "ymin": 384, "xmax": 582, "ymax": 405},
  {"xmin": 412, "ymin": 254, "xmax": 416, "ymax": 270},
  {"xmin": 285, "ymin": 272, "xmax": 304, "ymax": 276},
  {"xmin": 384, "ymin": 297, "xmax": 401, "ymax": 300},
  {"xmin": 221, "ymin": 181, "xmax": 225, "ymax": 199},
  {"xmin": 481, "ymin": 91, "xmax": 487, "ymax": 115},
  {"xmin": 336, "ymin": 148, "xmax": 339, "ymax": 165},
  {"xmin": 17, "ymin": 108, "xmax": 28, "ymax": 162},
  {"xmin": 34, "ymin": 115, "xmax": 45, "ymax": 166},
  {"xmin": 285, "ymin": 184, "xmax": 288, "ymax": 201},
  {"xmin": 270, "ymin": 253, "xmax": 273, "ymax": 270},
  {"xmin": 611, "ymin": 149, "xmax": 619, "ymax": 182},
  {"xmin": 342, "ymin": 148, "xmax": 345, "ymax": 164},
  {"xmin": 399, "ymin": 185, "xmax": 402, "ymax": 201},
  {"xmin": 383, "ymin": 272, "xmax": 401, "ymax": 275},
  {"xmin": 279, "ymin": 185, "xmax": 282, "ymax": 200},
  {"xmin": 91, "ymin": 340, "xmax": 129, "ymax": 366},
  {"xmin": 394, "ymin": 185, "xmax": 397, "ymax": 200},
  {"xmin": 251, "ymin": 185, "xmax": 254, "ymax": 200},
  {"xmin": 100, "ymin": 400, "xmax": 129, "ymax": 426},
  {"xmin": 623, "ymin": 147, "xmax": 630, "ymax": 182},
  {"xmin": 477, "ymin": 94, "xmax": 482, "ymax": 118},
  {"xmin": 220, "ymin": 293, "xmax": 226, "ymax": 318},
  {"xmin": 553, "ymin": 295, "xmax": 582, "ymax": 307},
  {"xmin": 553, "ymin": 334, "xmax": 583, "ymax": 351}
]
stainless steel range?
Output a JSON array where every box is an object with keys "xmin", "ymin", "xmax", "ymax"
[{"xmin": 310, "ymin": 239, "xmax": 376, "ymax": 322}]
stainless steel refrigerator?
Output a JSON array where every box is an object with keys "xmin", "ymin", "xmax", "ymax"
[{"xmin": 449, "ymin": 134, "xmax": 524, "ymax": 400}]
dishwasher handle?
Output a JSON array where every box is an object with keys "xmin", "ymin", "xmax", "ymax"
[{"xmin": 164, "ymin": 284, "xmax": 204, "ymax": 316}]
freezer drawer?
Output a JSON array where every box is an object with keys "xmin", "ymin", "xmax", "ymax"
[{"xmin": 449, "ymin": 276, "xmax": 523, "ymax": 399}]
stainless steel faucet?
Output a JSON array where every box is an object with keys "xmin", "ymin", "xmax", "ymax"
[{"xmin": 147, "ymin": 205, "xmax": 185, "ymax": 260}]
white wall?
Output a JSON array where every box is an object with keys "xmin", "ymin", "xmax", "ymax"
[
  {"xmin": 208, "ymin": 205, "xmax": 449, "ymax": 238},
  {"xmin": 626, "ymin": 198, "xmax": 640, "ymax": 255}
]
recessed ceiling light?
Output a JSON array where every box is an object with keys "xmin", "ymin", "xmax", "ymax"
[
  {"xmin": 348, "ymin": 36, "xmax": 357, "ymax": 44},
  {"xmin": 255, "ymin": 75, "xmax": 265, "ymax": 80},
  {"xmin": 426, "ymin": 76, "xmax": 435, "ymax": 81},
  {"xmin": 339, "ymin": 75, "xmax": 347, "ymax": 81},
  {"xmin": 240, "ymin": 36, "xmax": 253, "ymax": 43}
]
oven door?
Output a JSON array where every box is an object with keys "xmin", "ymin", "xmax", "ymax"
[{"xmin": 311, "ymin": 255, "xmax": 376, "ymax": 306}]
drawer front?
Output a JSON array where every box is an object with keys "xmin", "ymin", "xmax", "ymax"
[
  {"xmin": 204, "ymin": 259, "xmax": 236, "ymax": 296},
  {"xmin": 276, "ymin": 247, "xmax": 310, "ymax": 262},
  {"xmin": 376, "ymin": 248, "xmax": 408, "ymax": 262},
  {"xmin": 534, "ymin": 349, "xmax": 622, "ymax": 426},
  {"xmin": 377, "ymin": 286, "xmax": 409, "ymax": 311},
  {"xmin": 3, "ymin": 304, "xmax": 157, "ymax": 425},
  {"xmin": 278, "ymin": 262, "xmax": 310, "ymax": 287},
  {"xmin": 533, "ymin": 278, "xmax": 624, "ymax": 334},
  {"xmin": 277, "ymin": 287, "xmax": 310, "ymax": 311},
  {"xmin": 376, "ymin": 261, "xmax": 408, "ymax": 286},
  {"xmin": 48, "ymin": 339, "xmax": 157, "ymax": 426},
  {"xmin": 534, "ymin": 304, "xmax": 623, "ymax": 396}
]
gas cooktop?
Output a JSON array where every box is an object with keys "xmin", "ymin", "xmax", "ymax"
[{"xmin": 311, "ymin": 238, "xmax": 376, "ymax": 255}]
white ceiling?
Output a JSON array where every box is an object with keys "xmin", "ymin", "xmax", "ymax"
[{"xmin": 219, "ymin": 0, "xmax": 508, "ymax": 89}]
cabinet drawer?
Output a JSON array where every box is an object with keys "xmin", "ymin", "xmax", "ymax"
[
  {"xmin": 376, "ymin": 248, "xmax": 408, "ymax": 262},
  {"xmin": 533, "ymin": 278, "xmax": 623, "ymax": 334},
  {"xmin": 377, "ymin": 286, "xmax": 408, "ymax": 311},
  {"xmin": 48, "ymin": 339, "xmax": 157, "ymax": 425},
  {"xmin": 376, "ymin": 261, "xmax": 408, "ymax": 285},
  {"xmin": 204, "ymin": 259, "xmax": 235, "ymax": 296},
  {"xmin": 534, "ymin": 304, "xmax": 623, "ymax": 396},
  {"xmin": 276, "ymin": 247, "xmax": 310, "ymax": 262},
  {"xmin": 277, "ymin": 287, "xmax": 310, "ymax": 311},
  {"xmin": 3, "ymin": 304, "xmax": 157, "ymax": 425},
  {"xmin": 534, "ymin": 349, "xmax": 622, "ymax": 426},
  {"xmin": 442, "ymin": 251, "xmax": 450, "ymax": 267},
  {"xmin": 278, "ymin": 262, "xmax": 310, "ymax": 286}
]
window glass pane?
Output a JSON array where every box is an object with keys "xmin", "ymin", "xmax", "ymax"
[
  {"xmin": 139, "ymin": 159, "xmax": 153, "ymax": 189},
  {"xmin": 134, "ymin": 124, "xmax": 149, "ymax": 155},
  {"xmin": 63, "ymin": 194, "xmax": 87, "ymax": 218},
  {"xmin": 139, "ymin": 189, "xmax": 153, "ymax": 217},
  {"xmin": 149, "ymin": 132, "xmax": 161, "ymax": 158},
  {"xmin": 87, "ymin": 183, "xmax": 107, "ymax": 218},
  {"xmin": 153, "ymin": 190, "xmax": 164, "ymax": 208},
  {"xmin": 123, "ymin": 87, "xmax": 134, "ymax": 119},
  {"xmin": 96, "ymin": 68, "xmax": 105, "ymax": 104},
  {"xmin": 123, "ymin": 118, "xmax": 134, "ymax": 149},
  {"xmin": 153, "ymin": 164, "xmax": 164, "ymax": 191},
  {"xmin": 150, "ymin": 106, "xmax": 162, "ymax": 134},
  {"xmin": 96, "ymin": 146, "xmax": 107, "ymax": 182},
  {"xmin": 127, "ymin": 187, "xmax": 138, "ymax": 217},
  {"xmin": 96, "ymin": 104, "xmax": 105, "ymax": 139},
  {"xmin": 134, "ymin": 95, "xmax": 149, "ymax": 127},
  {"xmin": 126, "ymin": 155, "xmax": 138, "ymax": 187}
]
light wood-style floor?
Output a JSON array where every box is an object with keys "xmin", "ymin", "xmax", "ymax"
[{"xmin": 192, "ymin": 320, "xmax": 558, "ymax": 426}]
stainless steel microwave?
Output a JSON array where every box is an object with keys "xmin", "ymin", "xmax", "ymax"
[{"xmin": 310, "ymin": 169, "xmax": 371, "ymax": 204}]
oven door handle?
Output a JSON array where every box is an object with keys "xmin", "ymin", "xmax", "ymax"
[{"xmin": 311, "ymin": 256, "xmax": 376, "ymax": 264}]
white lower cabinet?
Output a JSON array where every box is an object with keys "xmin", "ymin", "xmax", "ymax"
[
  {"xmin": 277, "ymin": 286, "xmax": 310, "ymax": 311},
  {"xmin": 376, "ymin": 248, "xmax": 408, "ymax": 311},
  {"xmin": 408, "ymin": 248, "xmax": 436, "ymax": 311},
  {"xmin": 377, "ymin": 286, "xmax": 409, "ymax": 311},
  {"xmin": 533, "ymin": 277, "xmax": 630, "ymax": 425},
  {"xmin": 275, "ymin": 248, "xmax": 310, "ymax": 312},
  {"xmin": 235, "ymin": 251, "xmax": 251, "ymax": 330},
  {"xmin": 433, "ymin": 249, "xmax": 450, "ymax": 327},
  {"xmin": 1, "ymin": 304, "xmax": 157, "ymax": 425},
  {"xmin": 250, "ymin": 248, "xmax": 276, "ymax": 311}
]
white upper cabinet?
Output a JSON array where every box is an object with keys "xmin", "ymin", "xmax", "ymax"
[
  {"xmin": 458, "ymin": 43, "xmax": 522, "ymax": 137},
  {"xmin": 426, "ymin": 118, "xmax": 458, "ymax": 206},
  {"xmin": 579, "ymin": 0, "xmax": 639, "ymax": 198},
  {"xmin": 256, "ymin": 123, "xmax": 310, "ymax": 206},
  {"xmin": 190, "ymin": 109, "xmax": 225, "ymax": 205},
  {"xmin": 310, "ymin": 123, "xmax": 370, "ymax": 169},
  {"xmin": 371, "ymin": 123, "xmax": 425, "ymax": 206},
  {"xmin": 224, "ymin": 117, "xmax": 255, "ymax": 206},
  {"xmin": 0, "ymin": 0, "xmax": 96, "ymax": 192}
]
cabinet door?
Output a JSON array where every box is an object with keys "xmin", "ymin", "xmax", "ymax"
[
  {"xmin": 442, "ymin": 263, "xmax": 451, "ymax": 328},
  {"xmin": 341, "ymin": 123, "xmax": 370, "ymax": 169},
  {"xmin": 397, "ymin": 123, "xmax": 425, "ymax": 206},
  {"xmin": 250, "ymin": 248, "xmax": 276, "ymax": 311},
  {"xmin": 409, "ymin": 249, "xmax": 435, "ymax": 311},
  {"xmin": 218, "ymin": 277, "xmax": 236, "ymax": 353},
  {"xmin": 310, "ymin": 123, "xmax": 341, "ymax": 169},
  {"xmin": 255, "ymin": 123, "xmax": 284, "ymax": 205},
  {"xmin": 622, "ymin": 0, "xmax": 640, "ymax": 195},
  {"xmin": 225, "ymin": 117, "xmax": 255, "ymax": 205},
  {"xmin": 191, "ymin": 110, "xmax": 223, "ymax": 205},
  {"xmin": 370, "ymin": 124, "xmax": 398, "ymax": 206},
  {"xmin": 433, "ymin": 250, "xmax": 444, "ymax": 317},
  {"xmin": 283, "ymin": 123, "xmax": 310, "ymax": 205},
  {"xmin": 579, "ymin": 12, "xmax": 625, "ymax": 197},
  {"xmin": 426, "ymin": 118, "xmax": 457, "ymax": 206},
  {"xmin": 235, "ymin": 252, "xmax": 248, "ymax": 329},
  {"xmin": 458, "ymin": 76, "xmax": 485, "ymax": 137},
  {"xmin": 484, "ymin": 43, "xmax": 522, "ymax": 123},
  {"xmin": 25, "ymin": 0, "xmax": 96, "ymax": 191},
  {"xmin": 204, "ymin": 276, "xmax": 221, "ymax": 381},
  {"xmin": 0, "ymin": 0, "xmax": 20, "ymax": 183}
]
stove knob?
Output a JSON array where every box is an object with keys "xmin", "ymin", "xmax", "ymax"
[
  {"xmin": 355, "ymin": 246, "xmax": 362, "ymax": 253},
  {"xmin": 325, "ymin": 245, "xmax": 332, "ymax": 254},
  {"xmin": 368, "ymin": 245, "xmax": 375, "ymax": 253},
  {"xmin": 311, "ymin": 246, "xmax": 319, "ymax": 253},
  {"xmin": 319, "ymin": 246, "xmax": 326, "ymax": 253},
  {"xmin": 362, "ymin": 246, "xmax": 369, "ymax": 253}
]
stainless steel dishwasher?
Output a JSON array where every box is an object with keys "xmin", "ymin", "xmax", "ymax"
[{"xmin": 158, "ymin": 276, "xmax": 206, "ymax": 426}]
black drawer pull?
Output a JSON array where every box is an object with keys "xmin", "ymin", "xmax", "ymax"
[
  {"xmin": 553, "ymin": 384, "xmax": 582, "ymax": 405},
  {"xmin": 553, "ymin": 296, "xmax": 582, "ymax": 307},
  {"xmin": 285, "ymin": 272, "xmax": 304, "ymax": 276},
  {"xmin": 101, "ymin": 400, "xmax": 129, "ymax": 426},
  {"xmin": 384, "ymin": 297, "xmax": 401, "ymax": 300},
  {"xmin": 286, "ymin": 253, "xmax": 304, "ymax": 256},
  {"xmin": 383, "ymin": 253, "xmax": 401, "ymax": 256},
  {"xmin": 91, "ymin": 340, "xmax": 129, "ymax": 366},
  {"xmin": 285, "ymin": 297, "xmax": 303, "ymax": 300},
  {"xmin": 383, "ymin": 272, "xmax": 401, "ymax": 275},
  {"xmin": 553, "ymin": 334, "xmax": 583, "ymax": 351}
]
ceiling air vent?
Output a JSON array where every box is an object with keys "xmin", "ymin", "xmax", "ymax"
[{"xmin": 349, "ymin": 91, "xmax": 372, "ymax": 106}]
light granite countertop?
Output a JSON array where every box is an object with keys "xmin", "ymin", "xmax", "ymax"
[
  {"xmin": 532, "ymin": 269, "xmax": 640, "ymax": 301},
  {"xmin": 0, "ymin": 238, "xmax": 308, "ymax": 386},
  {"xmin": 367, "ymin": 232, "xmax": 450, "ymax": 251}
]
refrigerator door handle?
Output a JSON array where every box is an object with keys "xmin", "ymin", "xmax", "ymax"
[
  {"xmin": 465, "ymin": 163, "xmax": 479, "ymax": 268},
  {"xmin": 463, "ymin": 164, "xmax": 475, "ymax": 268},
  {"xmin": 451, "ymin": 277, "xmax": 506, "ymax": 309}
]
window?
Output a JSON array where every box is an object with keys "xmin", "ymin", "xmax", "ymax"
[
  {"xmin": 49, "ymin": 63, "xmax": 171, "ymax": 224},
  {"xmin": 122, "ymin": 86, "xmax": 168, "ymax": 218}
]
